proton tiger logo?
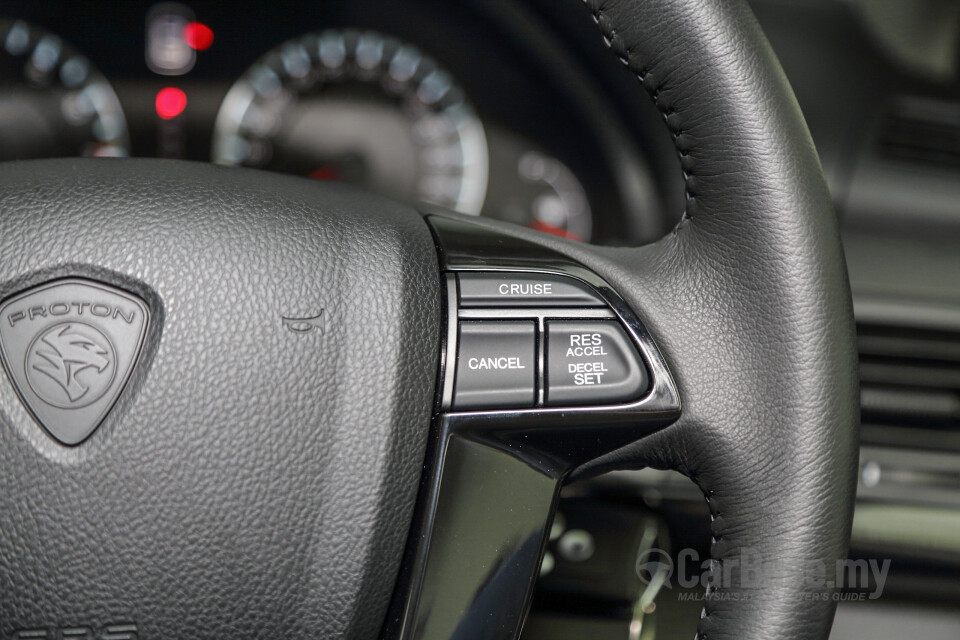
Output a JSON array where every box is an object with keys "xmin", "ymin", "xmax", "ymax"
[
  {"xmin": 25, "ymin": 321, "xmax": 117, "ymax": 409},
  {"xmin": 0, "ymin": 279, "xmax": 150, "ymax": 445}
]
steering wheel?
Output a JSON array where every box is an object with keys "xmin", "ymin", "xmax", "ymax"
[{"xmin": 0, "ymin": 1, "xmax": 858, "ymax": 639}]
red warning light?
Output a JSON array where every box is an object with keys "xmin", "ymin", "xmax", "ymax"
[
  {"xmin": 155, "ymin": 87, "xmax": 187, "ymax": 119},
  {"xmin": 308, "ymin": 165, "xmax": 342, "ymax": 182},
  {"xmin": 183, "ymin": 22, "xmax": 214, "ymax": 51}
]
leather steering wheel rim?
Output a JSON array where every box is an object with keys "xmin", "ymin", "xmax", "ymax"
[{"xmin": 572, "ymin": 1, "xmax": 860, "ymax": 637}]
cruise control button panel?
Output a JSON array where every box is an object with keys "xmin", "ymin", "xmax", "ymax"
[
  {"xmin": 453, "ymin": 321, "xmax": 536, "ymax": 410},
  {"xmin": 447, "ymin": 271, "xmax": 652, "ymax": 412},
  {"xmin": 545, "ymin": 321, "xmax": 646, "ymax": 406},
  {"xmin": 459, "ymin": 272, "xmax": 606, "ymax": 308}
]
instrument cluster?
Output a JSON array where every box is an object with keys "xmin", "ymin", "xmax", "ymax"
[{"xmin": 0, "ymin": 0, "xmax": 662, "ymax": 244}]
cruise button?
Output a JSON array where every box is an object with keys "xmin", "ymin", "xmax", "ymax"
[
  {"xmin": 454, "ymin": 321, "xmax": 536, "ymax": 410},
  {"xmin": 546, "ymin": 321, "xmax": 647, "ymax": 406},
  {"xmin": 458, "ymin": 272, "xmax": 605, "ymax": 307}
]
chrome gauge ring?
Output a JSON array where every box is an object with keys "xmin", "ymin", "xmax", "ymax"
[
  {"xmin": 212, "ymin": 29, "xmax": 489, "ymax": 215},
  {"xmin": 0, "ymin": 19, "xmax": 129, "ymax": 161}
]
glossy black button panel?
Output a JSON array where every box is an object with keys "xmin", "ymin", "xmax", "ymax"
[
  {"xmin": 453, "ymin": 321, "xmax": 536, "ymax": 410},
  {"xmin": 447, "ymin": 271, "xmax": 650, "ymax": 411},
  {"xmin": 545, "ymin": 321, "xmax": 646, "ymax": 406},
  {"xmin": 458, "ymin": 272, "xmax": 605, "ymax": 307}
]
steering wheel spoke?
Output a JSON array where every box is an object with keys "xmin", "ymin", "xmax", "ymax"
[{"xmin": 387, "ymin": 214, "xmax": 680, "ymax": 640}]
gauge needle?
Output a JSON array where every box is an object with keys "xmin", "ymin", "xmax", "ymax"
[{"xmin": 528, "ymin": 219, "xmax": 582, "ymax": 241}]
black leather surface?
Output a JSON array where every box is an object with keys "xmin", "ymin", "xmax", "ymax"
[
  {"xmin": 432, "ymin": 0, "xmax": 859, "ymax": 638},
  {"xmin": 0, "ymin": 160, "xmax": 440, "ymax": 638},
  {"xmin": 578, "ymin": 1, "xmax": 860, "ymax": 635}
]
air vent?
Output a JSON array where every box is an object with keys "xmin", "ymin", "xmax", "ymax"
[
  {"xmin": 858, "ymin": 321, "xmax": 960, "ymax": 450},
  {"xmin": 857, "ymin": 320, "xmax": 960, "ymax": 505},
  {"xmin": 877, "ymin": 97, "xmax": 960, "ymax": 169}
]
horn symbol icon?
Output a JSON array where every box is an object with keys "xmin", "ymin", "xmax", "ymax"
[{"xmin": 282, "ymin": 311, "xmax": 325, "ymax": 335}]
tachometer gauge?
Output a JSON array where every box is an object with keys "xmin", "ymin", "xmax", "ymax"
[
  {"xmin": 212, "ymin": 29, "xmax": 488, "ymax": 214},
  {"xmin": 516, "ymin": 151, "xmax": 592, "ymax": 241},
  {"xmin": 0, "ymin": 19, "xmax": 129, "ymax": 160},
  {"xmin": 484, "ymin": 128, "xmax": 594, "ymax": 242}
]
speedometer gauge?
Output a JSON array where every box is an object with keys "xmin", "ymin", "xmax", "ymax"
[
  {"xmin": 0, "ymin": 19, "xmax": 128, "ymax": 160},
  {"xmin": 212, "ymin": 29, "xmax": 489, "ymax": 215}
]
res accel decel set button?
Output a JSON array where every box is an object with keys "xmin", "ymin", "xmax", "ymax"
[{"xmin": 546, "ymin": 321, "xmax": 647, "ymax": 406}]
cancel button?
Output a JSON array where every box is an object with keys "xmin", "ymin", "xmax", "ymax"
[
  {"xmin": 454, "ymin": 321, "xmax": 536, "ymax": 410},
  {"xmin": 546, "ymin": 321, "xmax": 647, "ymax": 406}
]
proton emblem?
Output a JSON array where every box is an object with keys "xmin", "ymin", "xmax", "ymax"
[
  {"xmin": 0, "ymin": 279, "xmax": 149, "ymax": 445},
  {"xmin": 26, "ymin": 322, "xmax": 117, "ymax": 408}
]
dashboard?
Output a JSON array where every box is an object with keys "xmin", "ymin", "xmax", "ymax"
[{"xmin": 0, "ymin": 0, "xmax": 675, "ymax": 246}]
